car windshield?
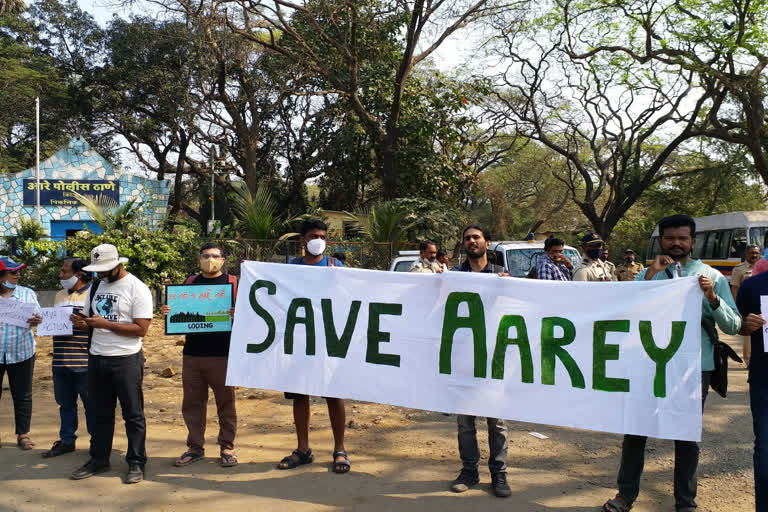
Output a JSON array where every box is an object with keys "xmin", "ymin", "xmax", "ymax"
[
  {"xmin": 506, "ymin": 248, "xmax": 580, "ymax": 277},
  {"xmin": 393, "ymin": 260, "xmax": 414, "ymax": 272}
]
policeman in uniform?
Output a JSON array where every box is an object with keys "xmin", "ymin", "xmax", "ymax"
[
  {"xmin": 600, "ymin": 248, "xmax": 618, "ymax": 280},
  {"xmin": 573, "ymin": 233, "xmax": 614, "ymax": 281},
  {"xmin": 616, "ymin": 249, "xmax": 645, "ymax": 281}
]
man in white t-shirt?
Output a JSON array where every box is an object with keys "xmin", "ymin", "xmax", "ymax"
[{"xmin": 69, "ymin": 244, "xmax": 153, "ymax": 485}]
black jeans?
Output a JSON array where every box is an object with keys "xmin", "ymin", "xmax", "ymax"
[
  {"xmin": 0, "ymin": 355, "xmax": 35, "ymax": 435},
  {"xmin": 617, "ymin": 371, "xmax": 712, "ymax": 510},
  {"xmin": 88, "ymin": 351, "xmax": 147, "ymax": 467}
]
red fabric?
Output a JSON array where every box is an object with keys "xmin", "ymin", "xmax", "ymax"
[{"xmin": 752, "ymin": 258, "xmax": 768, "ymax": 276}]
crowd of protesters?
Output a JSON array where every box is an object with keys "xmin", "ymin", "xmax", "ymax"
[{"xmin": 1, "ymin": 214, "xmax": 766, "ymax": 511}]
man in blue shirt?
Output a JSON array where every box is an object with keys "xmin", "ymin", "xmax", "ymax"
[
  {"xmin": 735, "ymin": 272, "xmax": 768, "ymax": 511},
  {"xmin": 278, "ymin": 219, "xmax": 349, "ymax": 474},
  {"xmin": 536, "ymin": 237, "xmax": 573, "ymax": 281},
  {"xmin": 603, "ymin": 214, "xmax": 741, "ymax": 512}
]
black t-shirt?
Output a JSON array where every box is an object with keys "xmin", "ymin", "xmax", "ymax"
[
  {"xmin": 183, "ymin": 273, "xmax": 234, "ymax": 357},
  {"xmin": 736, "ymin": 271, "xmax": 768, "ymax": 371}
]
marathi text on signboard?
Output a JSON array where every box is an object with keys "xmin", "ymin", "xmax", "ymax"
[{"xmin": 23, "ymin": 179, "xmax": 120, "ymax": 207}]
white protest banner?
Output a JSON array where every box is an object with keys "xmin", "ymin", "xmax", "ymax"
[
  {"xmin": 0, "ymin": 297, "xmax": 37, "ymax": 328},
  {"xmin": 37, "ymin": 307, "xmax": 73, "ymax": 336},
  {"xmin": 228, "ymin": 262, "xmax": 704, "ymax": 441}
]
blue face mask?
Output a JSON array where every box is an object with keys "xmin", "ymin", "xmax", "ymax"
[
  {"xmin": 587, "ymin": 248, "xmax": 604, "ymax": 260},
  {"xmin": 3, "ymin": 280, "xmax": 17, "ymax": 289}
]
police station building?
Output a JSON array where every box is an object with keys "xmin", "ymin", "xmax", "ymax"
[{"xmin": 0, "ymin": 137, "xmax": 170, "ymax": 242}]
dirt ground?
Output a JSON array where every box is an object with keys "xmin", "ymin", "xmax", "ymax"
[{"xmin": 0, "ymin": 323, "xmax": 756, "ymax": 512}]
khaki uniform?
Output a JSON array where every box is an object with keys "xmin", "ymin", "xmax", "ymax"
[
  {"xmin": 731, "ymin": 261, "xmax": 755, "ymax": 365},
  {"xmin": 604, "ymin": 260, "xmax": 617, "ymax": 281},
  {"xmin": 731, "ymin": 261, "xmax": 754, "ymax": 289},
  {"xmin": 616, "ymin": 261, "xmax": 645, "ymax": 281},
  {"xmin": 409, "ymin": 257, "xmax": 443, "ymax": 273},
  {"xmin": 573, "ymin": 257, "xmax": 614, "ymax": 281}
]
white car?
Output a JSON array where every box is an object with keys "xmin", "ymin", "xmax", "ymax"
[
  {"xmin": 488, "ymin": 241, "xmax": 581, "ymax": 277},
  {"xmin": 388, "ymin": 250, "xmax": 420, "ymax": 272}
]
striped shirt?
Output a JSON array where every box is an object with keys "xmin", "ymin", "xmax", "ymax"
[
  {"xmin": 0, "ymin": 285, "xmax": 40, "ymax": 364},
  {"xmin": 52, "ymin": 283, "xmax": 91, "ymax": 370}
]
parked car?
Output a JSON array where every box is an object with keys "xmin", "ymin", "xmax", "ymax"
[
  {"xmin": 388, "ymin": 250, "xmax": 420, "ymax": 272},
  {"xmin": 487, "ymin": 241, "xmax": 581, "ymax": 277}
]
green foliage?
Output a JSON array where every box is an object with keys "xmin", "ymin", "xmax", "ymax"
[
  {"xmin": 229, "ymin": 181, "xmax": 298, "ymax": 239},
  {"xmin": 63, "ymin": 221, "xmax": 201, "ymax": 288},
  {"xmin": 71, "ymin": 191, "xmax": 142, "ymax": 231},
  {"xmin": 0, "ymin": 218, "xmax": 61, "ymax": 289}
]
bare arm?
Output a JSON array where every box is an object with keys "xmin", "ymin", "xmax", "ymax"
[{"xmin": 83, "ymin": 316, "xmax": 152, "ymax": 337}]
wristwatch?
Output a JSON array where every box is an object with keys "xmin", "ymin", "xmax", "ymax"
[{"xmin": 709, "ymin": 296, "xmax": 720, "ymax": 311}]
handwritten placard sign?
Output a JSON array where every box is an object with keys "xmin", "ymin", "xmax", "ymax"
[
  {"xmin": 165, "ymin": 284, "xmax": 233, "ymax": 334},
  {"xmin": 38, "ymin": 307, "xmax": 74, "ymax": 336},
  {"xmin": 0, "ymin": 297, "xmax": 37, "ymax": 328}
]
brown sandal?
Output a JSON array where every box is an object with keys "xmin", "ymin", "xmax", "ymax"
[{"xmin": 17, "ymin": 435, "xmax": 34, "ymax": 450}]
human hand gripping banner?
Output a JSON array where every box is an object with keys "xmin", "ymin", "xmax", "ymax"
[{"xmin": 227, "ymin": 262, "xmax": 704, "ymax": 441}]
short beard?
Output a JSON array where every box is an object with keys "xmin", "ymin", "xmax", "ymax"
[
  {"xmin": 665, "ymin": 250, "xmax": 688, "ymax": 261},
  {"xmin": 466, "ymin": 249, "xmax": 485, "ymax": 260}
]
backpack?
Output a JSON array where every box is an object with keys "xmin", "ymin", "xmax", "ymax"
[{"xmin": 701, "ymin": 320, "xmax": 742, "ymax": 398}]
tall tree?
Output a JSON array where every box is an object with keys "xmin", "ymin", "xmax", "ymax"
[
  {"xmin": 174, "ymin": 0, "xmax": 512, "ymax": 200},
  {"xmin": 559, "ymin": 0, "xmax": 768, "ymax": 188},
  {"xmin": 486, "ymin": 6, "xmax": 712, "ymax": 240}
]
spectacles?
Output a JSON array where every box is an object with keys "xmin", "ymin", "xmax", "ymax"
[{"xmin": 200, "ymin": 254, "xmax": 224, "ymax": 260}]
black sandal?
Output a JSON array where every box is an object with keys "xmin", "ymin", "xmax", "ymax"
[
  {"xmin": 332, "ymin": 451, "xmax": 351, "ymax": 474},
  {"xmin": 278, "ymin": 448, "xmax": 314, "ymax": 469}
]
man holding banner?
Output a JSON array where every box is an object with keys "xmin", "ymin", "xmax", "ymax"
[
  {"xmin": 162, "ymin": 242, "xmax": 238, "ymax": 468},
  {"xmin": 449, "ymin": 225, "xmax": 512, "ymax": 498},
  {"xmin": 603, "ymin": 215, "xmax": 741, "ymax": 512},
  {"xmin": 277, "ymin": 218, "xmax": 350, "ymax": 474}
]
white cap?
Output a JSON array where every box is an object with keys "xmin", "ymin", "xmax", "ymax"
[{"xmin": 82, "ymin": 244, "xmax": 129, "ymax": 272}]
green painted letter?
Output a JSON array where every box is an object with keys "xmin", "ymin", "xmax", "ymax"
[
  {"xmin": 284, "ymin": 298, "xmax": 316, "ymax": 355},
  {"xmin": 639, "ymin": 320, "xmax": 686, "ymax": 398},
  {"xmin": 439, "ymin": 292, "xmax": 487, "ymax": 377},
  {"xmin": 541, "ymin": 317, "xmax": 585, "ymax": 388},
  {"xmin": 366, "ymin": 303, "xmax": 402, "ymax": 367},
  {"xmin": 247, "ymin": 280, "xmax": 276, "ymax": 353},
  {"xmin": 593, "ymin": 320, "xmax": 630, "ymax": 392},
  {"xmin": 322, "ymin": 299, "xmax": 361, "ymax": 358},
  {"xmin": 492, "ymin": 315, "xmax": 533, "ymax": 382}
]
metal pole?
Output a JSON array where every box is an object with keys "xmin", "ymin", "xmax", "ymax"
[
  {"xmin": 210, "ymin": 147, "xmax": 215, "ymax": 223},
  {"xmin": 35, "ymin": 97, "xmax": 41, "ymax": 223}
]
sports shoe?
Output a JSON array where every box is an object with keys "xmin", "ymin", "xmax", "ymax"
[
  {"xmin": 42, "ymin": 440, "xmax": 75, "ymax": 458},
  {"xmin": 71, "ymin": 459, "xmax": 111, "ymax": 480},
  {"xmin": 124, "ymin": 464, "xmax": 144, "ymax": 484},
  {"xmin": 450, "ymin": 468, "xmax": 479, "ymax": 492},
  {"xmin": 491, "ymin": 472, "xmax": 512, "ymax": 497}
]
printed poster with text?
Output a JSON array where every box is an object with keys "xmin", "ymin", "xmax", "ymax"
[{"xmin": 165, "ymin": 283, "xmax": 233, "ymax": 334}]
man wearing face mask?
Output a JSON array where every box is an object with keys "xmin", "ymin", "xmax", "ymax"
[
  {"xmin": 279, "ymin": 218, "xmax": 350, "ymax": 474},
  {"xmin": 0, "ymin": 256, "xmax": 42, "ymax": 451},
  {"xmin": 616, "ymin": 249, "xmax": 644, "ymax": 281},
  {"xmin": 161, "ymin": 242, "xmax": 239, "ymax": 468},
  {"xmin": 70, "ymin": 244, "xmax": 153, "ymax": 484},
  {"xmin": 573, "ymin": 233, "xmax": 614, "ymax": 282},
  {"xmin": 44, "ymin": 258, "xmax": 94, "ymax": 458}
]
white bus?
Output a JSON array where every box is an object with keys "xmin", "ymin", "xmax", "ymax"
[{"xmin": 647, "ymin": 211, "xmax": 768, "ymax": 280}]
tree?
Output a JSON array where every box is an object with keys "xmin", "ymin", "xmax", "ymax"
[
  {"xmin": 486, "ymin": 5, "xmax": 713, "ymax": 240},
  {"xmin": 173, "ymin": 0, "xmax": 512, "ymax": 200},
  {"xmin": 558, "ymin": 0, "xmax": 768, "ymax": 188}
]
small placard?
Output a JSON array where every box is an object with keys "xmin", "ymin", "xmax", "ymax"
[
  {"xmin": 0, "ymin": 297, "xmax": 37, "ymax": 328},
  {"xmin": 38, "ymin": 307, "xmax": 73, "ymax": 336},
  {"xmin": 165, "ymin": 283, "xmax": 233, "ymax": 334}
]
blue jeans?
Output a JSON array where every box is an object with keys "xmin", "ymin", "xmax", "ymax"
[
  {"xmin": 52, "ymin": 368, "xmax": 93, "ymax": 445},
  {"xmin": 750, "ymin": 363, "xmax": 768, "ymax": 511}
]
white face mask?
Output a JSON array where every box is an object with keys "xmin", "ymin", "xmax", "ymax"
[
  {"xmin": 306, "ymin": 238, "xmax": 326, "ymax": 256},
  {"xmin": 60, "ymin": 276, "xmax": 79, "ymax": 290}
]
